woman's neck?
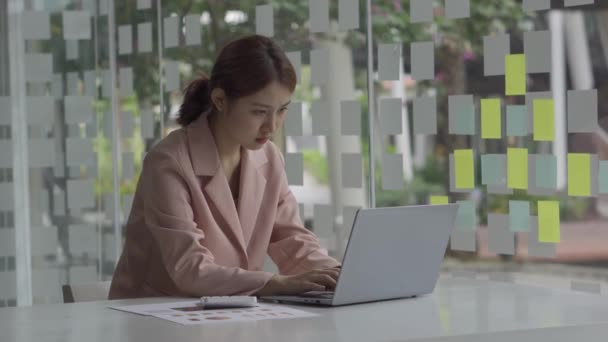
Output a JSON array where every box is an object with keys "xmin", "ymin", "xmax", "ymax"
[{"xmin": 207, "ymin": 113, "xmax": 241, "ymax": 168}]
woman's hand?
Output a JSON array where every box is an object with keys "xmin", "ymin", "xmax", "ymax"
[{"xmin": 255, "ymin": 266, "xmax": 341, "ymax": 296}]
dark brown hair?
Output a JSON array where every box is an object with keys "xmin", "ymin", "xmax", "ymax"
[{"xmin": 176, "ymin": 35, "xmax": 297, "ymax": 127}]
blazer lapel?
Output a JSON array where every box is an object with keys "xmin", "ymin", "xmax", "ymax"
[{"xmin": 238, "ymin": 148, "xmax": 267, "ymax": 248}]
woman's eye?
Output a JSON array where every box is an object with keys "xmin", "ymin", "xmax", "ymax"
[{"xmin": 252, "ymin": 110, "xmax": 266, "ymax": 116}]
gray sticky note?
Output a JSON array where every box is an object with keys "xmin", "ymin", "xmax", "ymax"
[
  {"xmin": 66, "ymin": 40, "xmax": 79, "ymax": 60},
  {"xmin": 450, "ymin": 230, "xmax": 476, "ymax": 252},
  {"xmin": 163, "ymin": 16, "xmax": 179, "ymax": 48},
  {"xmin": 286, "ymin": 51, "xmax": 301, "ymax": 84},
  {"xmin": 25, "ymin": 53, "xmax": 53, "ymax": 83},
  {"xmin": 509, "ymin": 200, "xmax": 530, "ymax": 232},
  {"xmin": 26, "ymin": 96, "xmax": 55, "ymax": 127},
  {"xmin": 313, "ymin": 204, "xmax": 333, "ymax": 237},
  {"xmin": 86, "ymin": 116, "xmax": 98, "ymax": 138},
  {"xmin": 528, "ymin": 216, "xmax": 556, "ymax": 258},
  {"xmin": 284, "ymin": 102, "xmax": 303, "ymax": 136},
  {"xmin": 526, "ymin": 91, "xmax": 552, "ymax": 130},
  {"xmin": 413, "ymin": 96, "xmax": 437, "ymax": 135},
  {"xmin": 535, "ymin": 154, "xmax": 557, "ymax": 190},
  {"xmin": 164, "ymin": 61, "xmax": 180, "ymax": 92},
  {"xmin": 310, "ymin": 0, "xmax": 330, "ymax": 33},
  {"xmin": 310, "ymin": 48, "xmax": 329, "ymax": 85},
  {"xmin": 382, "ymin": 153, "xmax": 404, "ymax": 190},
  {"xmin": 103, "ymin": 112, "xmax": 113, "ymax": 138},
  {"xmin": 341, "ymin": 100, "xmax": 361, "ymax": 136},
  {"xmin": 338, "ymin": 0, "xmax": 359, "ymax": 31},
  {"xmin": 378, "ymin": 98, "xmax": 403, "ymax": 135},
  {"xmin": 411, "ymin": 41, "xmax": 434, "ymax": 81},
  {"xmin": 483, "ymin": 34, "xmax": 510, "ymax": 76},
  {"xmin": 121, "ymin": 111, "xmax": 134, "ymax": 138},
  {"xmin": 506, "ymin": 105, "xmax": 528, "ymax": 136},
  {"xmin": 311, "ymin": 101, "xmax": 330, "ymax": 136},
  {"xmin": 28, "ymin": 139, "xmax": 55, "ymax": 168},
  {"xmin": 22, "ymin": 11, "xmax": 51, "ymax": 40},
  {"xmin": 0, "ymin": 97, "xmax": 11, "ymax": 125},
  {"xmin": 449, "ymin": 154, "xmax": 475, "ymax": 193},
  {"xmin": 524, "ymin": 30, "xmax": 551, "ymax": 74},
  {"xmin": 102, "ymin": 69, "xmax": 112, "ymax": 98},
  {"xmin": 67, "ymin": 179, "xmax": 95, "ymax": 210},
  {"xmin": 456, "ymin": 200, "xmax": 476, "ymax": 231},
  {"xmin": 118, "ymin": 25, "xmax": 133, "ymax": 55},
  {"xmin": 600, "ymin": 161, "xmax": 608, "ymax": 194},
  {"xmin": 31, "ymin": 226, "xmax": 58, "ymax": 256},
  {"xmin": 571, "ymin": 281, "xmax": 602, "ymax": 294},
  {"xmin": 564, "ymin": 0, "xmax": 595, "ymax": 7},
  {"xmin": 65, "ymin": 96, "xmax": 94, "ymax": 124},
  {"xmin": 66, "ymin": 72, "xmax": 80, "ymax": 95},
  {"xmin": 141, "ymin": 109, "xmax": 155, "ymax": 139},
  {"xmin": 66, "ymin": 138, "xmax": 94, "ymax": 166},
  {"xmin": 0, "ymin": 182, "xmax": 14, "ymax": 210},
  {"xmin": 119, "ymin": 67, "xmax": 134, "ymax": 97},
  {"xmin": 567, "ymin": 89, "xmax": 598, "ymax": 133},
  {"xmin": 185, "ymin": 14, "xmax": 201, "ymax": 46},
  {"xmin": 410, "ymin": 0, "xmax": 434, "ymax": 23},
  {"xmin": 122, "ymin": 152, "xmax": 135, "ymax": 179},
  {"xmin": 523, "ymin": 0, "xmax": 550, "ymax": 11},
  {"xmin": 0, "ymin": 142, "xmax": 11, "ymax": 168},
  {"xmin": 83, "ymin": 70, "xmax": 96, "ymax": 97},
  {"xmin": 378, "ymin": 43, "xmax": 401, "ymax": 81},
  {"xmin": 137, "ymin": 0, "xmax": 152, "ymax": 9},
  {"xmin": 99, "ymin": 0, "xmax": 109, "ymax": 15},
  {"xmin": 52, "ymin": 73, "xmax": 64, "ymax": 99},
  {"xmin": 481, "ymin": 154, "xmax": 506, "ymax": 186},
  {"xmin": 445, "ymin": 0, "xmax": 470, "ymax": 19},
  {"xmin": 69, "ymin": 225, "xmax": 97, "ymax": 255},
  {"xmin": 488, "ymin": 213, "xmax": 515, "ymax": 255},
  {"xmin": 138, "ymin": 22, "xmax": 153, "ymax": 53},
  {"xmin": 256, "ymin": 4, "xmax": 274, "ymax": 37},
  {"xmin": 448, "ymin": 95, "xmax": 475, "ymax": 135},
  {"xmin": 63, "ymin": 11, "xmax": 91, "ymax": 40},
  {"xmin": 285, "ymin": 153, "xmax": 304, "ymax": 186},
  {"xmin": 342, "ymin": 153, "xmax": 362, "ymax": 188}
]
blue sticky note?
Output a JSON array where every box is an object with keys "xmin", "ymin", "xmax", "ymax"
[
  {"xmin": 456, "ymin": 200, "xmax": 476, "ymax": 231},
  {"xmin": 535, "ymin": 154, "xmax": 557, "ymax": 189},
  {"xmin": 449, "ymin": 95, "xmax": 475, "ymax": 135},
  {"xmin": 481, "ymin": 154, "xmax": 506, "ymax": 186},
  {"xmin": 507, "ymin": 105, "xmax": 528, "ymax": 136},
  {"xmin": 600, "ymin": 161, "xmax": 608, "ymax": 194},
  {"xmin": 509, "ymin": 200, "xmax": 530, "ymax": 232}
]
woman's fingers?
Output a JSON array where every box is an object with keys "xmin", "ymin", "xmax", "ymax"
[{"xmin": 308, "ymin": 274, "xmax": 336, "ymax": 289}]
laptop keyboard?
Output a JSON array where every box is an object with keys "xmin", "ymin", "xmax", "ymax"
[{"xmin": 299, "ymin": 291, "xmax": 335, "ymax": 298}]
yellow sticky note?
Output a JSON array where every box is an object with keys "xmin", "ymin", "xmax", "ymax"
[
  {"xmin": 454, "ymin": 149, "xmax": 474, "ymax": 189},
  {"xmin": 538, "ymin": 200, "xmax": 560, "ymax": 243},
  {"xmin": 568, "ymin": 153, "xmax": 591, "ymax": 196},
  {"xmin": 505, "ymin": 54, "xmax": 526, "ymax": 96},
  {"xmin": 481, "ymin": 98, "xmax": 501, "ymax": 139},
  {"xmin": 533, "ymin": 99, "xmax": 554, "ymax": 141},
  {"xmin": 507, "ymin": 148, "xmax": 528, "ymax": 189},
  {"xmin": 430, "ymin": 196, "xmax": 448, "ymax": 205}
]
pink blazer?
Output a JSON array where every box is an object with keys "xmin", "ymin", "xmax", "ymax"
[{"xmin": 108, "ymin": 115, "xmax": 340, "ymax": 299}]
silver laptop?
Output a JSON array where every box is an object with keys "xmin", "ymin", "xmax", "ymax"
[{"xmin": 260, "ymin": 204, "xmax": 458, "ymax": 307}]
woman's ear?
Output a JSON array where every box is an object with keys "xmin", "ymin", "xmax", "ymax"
[{"xmin": 210, "ymin": 88, "xmax": 226, "ymax": 113}]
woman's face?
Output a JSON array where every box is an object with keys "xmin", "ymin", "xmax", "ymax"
[{"xmin": 215, "ymin": 81, "xmax": 293, "ymax": 150}]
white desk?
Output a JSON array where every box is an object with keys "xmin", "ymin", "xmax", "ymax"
[{"xmin": 3, "ymin": 276, "xmax": 608, "ymax": 342}]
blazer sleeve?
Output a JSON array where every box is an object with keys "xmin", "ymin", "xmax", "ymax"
[
  {"xmin": 267, "ymin": 151, "xmax": 341, "ymax": 275},
  {"xmin": 142, "ymin": 150, "xmax": 274, "ymax": 296}
]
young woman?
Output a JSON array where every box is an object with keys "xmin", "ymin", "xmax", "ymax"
[{"xmin": 109, "ymin": 35, "xmax": 341, "ymax": 299}]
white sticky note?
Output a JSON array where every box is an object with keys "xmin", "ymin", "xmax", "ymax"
[
  {"xmin": 310, "ymin": 0, "xmax": 330, "ymax": 33},
  {"xmin": 122, "ymin": 152, "xmax": 135, "ymax": 179},
  {"xmin": 141, "ymin": 109, "xmax": 155, "ymax": 139},
  {"xmin": 285, "ymin": 153, "xmax": 304, "ymax": 186},
  {"xmin": 22, "ymin": 11, "xmax": 51, "ymax": 40},
  {"xmin": 378, "ymin": 43, "xmax": 401, "ymax": 81},
  {"xmin": 26, "ymin": 96, "xmax": 55, "ymax": 127},
  {"xmin": 382, "ymin": 153, "xmax": 404, "ymax": 190},
  {"xmin": 311, "ymin": 101, "xmax": 330, "ymax": 136},
  {"xmin": 310, "ymin": 48, "xmax": 329, "ymax": 85},
  {"xmin": 185, "ymin": 14, "xmax": 201, "ymax": 46},
  {"xmin": 284, "ymin": 102, "xmax": 303, "ymax": 136},
  {"xmin": 66, "ymin": 137, "xmax": 94, "ymax": 166},
  {"xmin": 66, "ymin": 40, "xmax": 79, "ymax": 60},
  {"xmin": 338, "ymin": 0, "xmax": 359, "ymax": 31},
  {"xmin": 68, "ymin": 225, "xmax": 97, "ymax": 255},
  {"xmin": 313, "ymin": 204, "xmax": 333, "ymax": 237},
  {"xmin": 0, "ymin": 97, "xmax": 11, "ymax": 125},
  {"xmin": 378, "ymin": 97, "xmax": 403, "ymax": 135},
  {"xmin": 286, "ymin": 51, "xmax": 301, "ymax": 84},
  {"xmin": 342, "ymin": 153, "xmax": 362, "ymax": 188},
  {"xmin": 67, "ymin": 179, "xmax": 95, "ymax": 210},
  {"xmin": 137, "ymin": 0, "xmax": 152, "ymax": 9},
  {"xmin": 137, "ymin": 22, "xmax": 153, "ymax": 53},
  {"xmin": 63, "ymin": 11, "xmax": 91, "ymax": 40},
  {"xmin": 341, "ymin": 100, "xmax": 362, "ymax": 136},
  {"xmin": 118, "ymin": 25, "xmax": 133, "ymax": 55},
  {"xmin": 83, "ymin": 70, "xmax": 96, "ymax": 97},
  {"xmin": 119, "ymin": 67, "xmax": 134, "ymax": 97},
  {"xmin": 256, "ymin": 4, "xmax": 274, "ymax": 37},
  {"xmin": 164, "ymin": 16, "xmax": 179, "ymax": 48},
  {"xmin": 65, "ymin": 96, "xmax": 94, "ymax": 124},
  {"xmin": 121, "ymin": 111, "xmax": 134, "ymax": 138},
  {"xmin": 28, "ymin": 139, "xmax": 56, "ymax": 168},
  {"xmin": 25, "ymin": 53, "xmax": 53, "ymax": 83},
  {"xmin": 31, "ymin": 226, "xmax": 58, "ymax": 256},
  {"xmin": 66, "ymin": 72, "xmax": 79, "ymax": 95},
  {"xmin": 164, "ymin": 61, "xmax": 180, "ymax": 92}
]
